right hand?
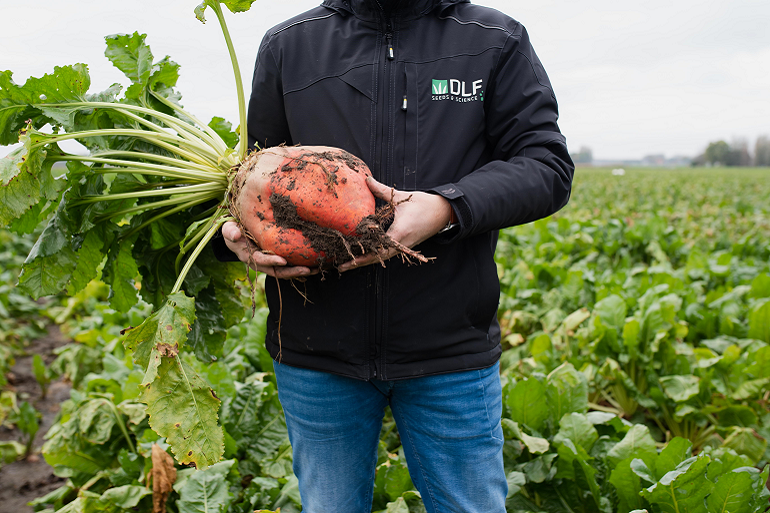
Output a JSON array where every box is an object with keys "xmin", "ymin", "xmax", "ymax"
[{"xmin": 222, "ymin": 221, "xmax": 319, "ymax": 279}]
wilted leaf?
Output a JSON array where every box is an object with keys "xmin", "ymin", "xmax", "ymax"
[{"xmin": 152, "ymin": 443, "xmax": 177, "ymax": 513}]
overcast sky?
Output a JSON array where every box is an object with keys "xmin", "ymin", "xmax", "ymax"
[{"xmin": 1, "ymin": 0, "xmax": 768, "ymax": 160}]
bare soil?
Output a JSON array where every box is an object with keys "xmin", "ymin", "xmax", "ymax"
[{"xmin": 0, "ymin": 326, "xmax": 71, "ymax": 512}]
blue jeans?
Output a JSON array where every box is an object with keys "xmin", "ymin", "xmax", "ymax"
[{"xmin": 273, "ymin": 361, "xmax": 507, "ymax": 513}]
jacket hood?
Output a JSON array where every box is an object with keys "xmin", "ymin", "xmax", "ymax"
[{"xmin": 321, "ymin": 0, "xmax": 469, "ymax": 20}]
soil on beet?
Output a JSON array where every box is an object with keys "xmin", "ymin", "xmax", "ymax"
[
  {"xmin": 0, "ymin": 326, "xmax": 71, "ymax": 512},
  {"xmin": 230, "ymin": 147, "xmax": 428, "ymax": 270},
  {"xmin": 269, "ymin": 192, "xmax": 403, "ymax": 267}
]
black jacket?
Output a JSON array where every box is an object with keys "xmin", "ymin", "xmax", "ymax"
[{"xmin": 238, "ymin": 0, "xmax": 573, "ymax": 380}]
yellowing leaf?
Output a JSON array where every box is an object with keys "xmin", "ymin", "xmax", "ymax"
[{"xmin": 142, "ymin": 352, "xmax": 223, "ymax": 469}]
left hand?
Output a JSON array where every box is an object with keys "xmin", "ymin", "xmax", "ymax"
[{"xmin": 338, "ymin": 176, "xmax": 452, "ymax": 272}]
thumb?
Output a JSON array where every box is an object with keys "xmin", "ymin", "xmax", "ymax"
[
  {"xmin": 365, "ymin": 175, "xmax": 395, "ymax": 201},
  {"xmin": 222, "ymin": 221, "xmax": 242, "ymax": 242}
]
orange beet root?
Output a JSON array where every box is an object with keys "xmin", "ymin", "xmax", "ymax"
[{"xmin": 230, "ymin": 145, "xmax": 427, "ymax": 269}]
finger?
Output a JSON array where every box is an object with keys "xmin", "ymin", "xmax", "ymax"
[
  {"xmin": 365, "ymin": 176, "xmax": 396, "ymax": 201},
  {"xmin": 222, "ymin": 221, "xmax": 242, "ymax": 242},
  {"xmin": 338, "ymin": 248, "xmax": 397, "ymax": 272},
  {"xmin": 251, "ymin": 251, "xmax": 288, "ymax": 268},
  {"xmin": 259, "ymin": 265, "xmax": 318, "ymax": 279}
]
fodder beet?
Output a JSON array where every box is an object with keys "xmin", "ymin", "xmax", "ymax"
[{"xmin": 229, "ymin": 146, "xmax": 427, "ymax": 268}]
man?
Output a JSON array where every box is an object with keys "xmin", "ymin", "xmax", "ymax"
[{"xmin": 220, "ymin": 0, "xmax": 573, "ymax": 511}]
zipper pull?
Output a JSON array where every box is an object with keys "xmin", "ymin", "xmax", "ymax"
[
  {"xmin": 401, "ymin": 96, "xmax": 408, "ymax": 111},
  {"xmin": 385, "ymin": 31, "xmax": 394, "ymax": 60}
]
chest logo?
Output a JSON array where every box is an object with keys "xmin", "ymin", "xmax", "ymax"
[{"xmin": 431, "ymin": 78, "xmax": 484, "ymax": 103}]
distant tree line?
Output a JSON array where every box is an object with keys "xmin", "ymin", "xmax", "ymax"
[
  {"xmin": 570, "ymin": 146, "xmax": 593, "ymax": 164},
  {"xmin": 692, "ymin": 136, "xmax": 770, "ymax": 167}
]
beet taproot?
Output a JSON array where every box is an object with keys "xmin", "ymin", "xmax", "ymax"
[{"xmin": 229, "ymin": 146, "xmax": 426, "ymax": 268}]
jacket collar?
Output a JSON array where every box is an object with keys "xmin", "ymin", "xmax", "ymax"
[{"xmin": 321, "ymin": 0, "xmax": 469, "ymax": 21}]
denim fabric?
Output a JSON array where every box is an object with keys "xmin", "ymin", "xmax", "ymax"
[{"xmin": 274, "ymin": 362, "xmax": 507, "ymax": 513}]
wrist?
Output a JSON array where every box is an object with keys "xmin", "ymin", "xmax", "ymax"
[{"xmin": 438, "ymin": 202, "xmax": 459, "ymax": 234}]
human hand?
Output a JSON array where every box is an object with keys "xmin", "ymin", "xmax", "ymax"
[
  {"xmin": 337, "ymin": 176, "xmax": 452, "ymax": 272},
  {"xmin": 222, "ymin": 221, "xmax": 319, "ymax": 279}
]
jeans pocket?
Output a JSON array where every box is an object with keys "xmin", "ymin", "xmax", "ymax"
[{"xmin": 479, "ymin": 363, "xmax": 504, "ymax": 442}]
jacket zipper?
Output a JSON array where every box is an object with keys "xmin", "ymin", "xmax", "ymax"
[{"xmin": 371, "ymin": 0, "xmax": 395, "ymax": 380}]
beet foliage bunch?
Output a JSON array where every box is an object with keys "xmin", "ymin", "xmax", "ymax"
[{"xmin": 0, "ymin": 0, "xmax": 263, "ymax": 469}]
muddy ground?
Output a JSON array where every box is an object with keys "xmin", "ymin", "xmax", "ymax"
[{"xmin": 0, "ymin": 326, "xmax": 71, "ymax": 512}]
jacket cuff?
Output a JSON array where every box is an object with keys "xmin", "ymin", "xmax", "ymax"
[{"xmin": 427, "ymin": 184, "xmax": 473, "ymax": 243}]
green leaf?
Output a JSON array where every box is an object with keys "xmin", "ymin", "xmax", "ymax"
[
  {"xmin": 659, "ymin": 375, "xmax": 700, "ymax": 403},
  {"xmin": 0, "ymin": 65, "xmax": 91, "ymax": 142},
  {"xmin": 124, "ymin": 291, "xmax": 196, "ymax": 368},
  {"xmin": 623, "ymin": 318, "xmax": 641, "ymax": 358},
  {"xmin": 18, "ymin": 245, "xmax": 77, "ymax": 299},
  {"xmin": 749, "ymin": 273, "xmax": 770, "ymax": 299},
  {"xmin": 200, "ymin": 360, "xmax": 235, "ymax": 403},
  {"xmin": 32, "ymin": 354, "xmax": 49, "ymax": 387},
  {"xmin": 0, "ymin": 441, "xmax": 25, "ymax": 465},
  {"xmin": 507, "ymin": 377, "xmax": 548, "ymax": 432},
  {"xmin": 609, "ymin": 457, "xmax": 648, "ymax": 512},
  {"xmin": 546, "ymin": 363, "xmax": 588, "ymax": 421},
  {"xmin": 224, "ymin": 379, "xmax": 290, "ymax": 477},
  {"xmin": 195, "ymin": 0, "xmax": 259, "ymax": 23},
  {"xmin": 42, "ymin": 408, "xmax": 115, "ymax": 477},
  {"xmin": 502, "ymin": 419, "xmax": 550, "ymax": 454},
  {"xmin": 189, "ymin": 285, "xmax": 227, "ymax": 362},
  {"xmin": 104, "ymin": 32, "xmax": 180, "ymax": 104},
  {"xmin": 555, "ymin": 438, "xmax": 604, "ymax": 510},
  {"xmin": 506, "ymin": 470, "xmax": 527, "ymax": 499},
  {"xmin": 98, "ymin": 485, "xmax": 152, "ymax": 509},
  {"xmin": 641, "ymin": 456, "xmax": 712, "ymax": 513},
  {"xmin": 203, "ymin": 249, "xmax": 247, "ymax": 328},
  {"xmin": 17, "ymin": 401, "xmax": 39, "ymax": 439},
  {"xmin": 607, "ymin": 424, "xmax": 657, "ymax": 469},
  {"xmin": 67, "ymin": 228, "xmax": 104, "ymax": 295},
  {"xmin": 732, "ymin": 377, "xmax": 770, "ymax": 400},
  {"xmin": 594, "ymin": 294, "xmax": 627, "ymax": 329},
  {"xmin": 746, "ymin": 346, "xmax": 770, "ymax": 378},
  {"xmin": 384, "ymin": 497, "xmax": 410, "ymax": 513},
  {"xmin": 76, "ymin": 399, "xmax": 116, "ymax": 444},
  {"xmin": 708, "ymin": 448, "xmax": 754, "ymax": 481},
  {"xmin": 141, "ymin": 351, "xmax": 224, "ymax": 469},
  {"xmin": 375, "ymin": 456, "xmax": 415, "ymax": 503},
  {"xmin": 104, "ymin": 33, "xmax": 154, "ymax": 86},
  {"xmin": 748, "ymin": 299, "xmax": 770, "ymax": 343},
  {"xmin": 103, "ymin": 235, "xmax": 139, "ymax": 313},
  {"xmin": 208, "ymin": 117, "xmax": 238, "ymax": 148},
  {"xmin": 150, "ymin": 217, "xmax": 184, "ymax": 250},
  {"xmin": 706, "ymin": 470, "xmax": 756, "ymax": 513},
  {"xmin": 655, "ymin": 437, "xmax": 692, "ymax": 479},
  {"xmin": 0, "ymin": 146, "xmax": 40, "ymax": 224},
  {"xmin": 521, "ymin": 453, "xmax": 557, "ymax": 484},
  {"xmin": 0, "ymin": 71, "xmax": 34, "ymax": 145},
  {"xmin": 721, "ymin": 428, "xmax": 767, "ymax": 465},
  {"xmin": 175, "ymin": 460, "xmax": 235, "ymax": 513},
  {"xmin": 553, "ymin": 413, "xmax": 598, "ymax": 451},
  {"xmin": 122, "ymin": 292, "xmax": 222, "ymax": 468}
]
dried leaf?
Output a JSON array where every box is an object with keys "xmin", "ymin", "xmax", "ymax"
[{"xmin": 152, "ymin": 443, "xmax": 177, "ymax": 513}]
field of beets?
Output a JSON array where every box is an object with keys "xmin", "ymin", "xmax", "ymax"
[{"xmin": 1, "ymin": 166, "xmax": 769, "ymax": 513}]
